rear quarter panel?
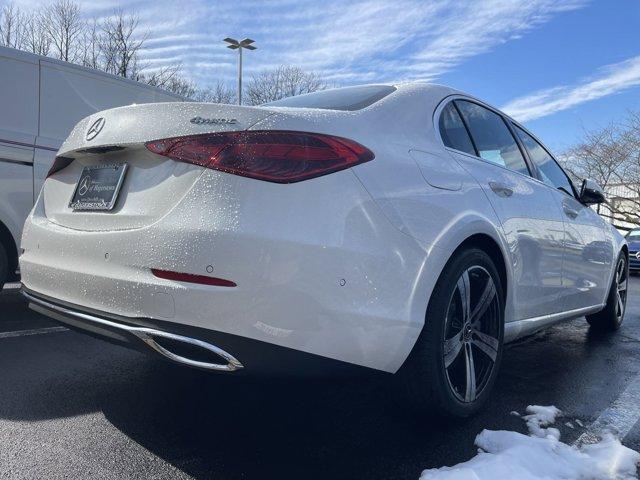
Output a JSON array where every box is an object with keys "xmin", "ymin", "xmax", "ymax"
[{"xmin": 254, "ymin": 85, "xmax": 515, "ymax": 353}]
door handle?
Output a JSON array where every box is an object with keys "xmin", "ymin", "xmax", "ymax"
[
  {"xmin": 489, "ymin": 182, "xmax": 513, "ymax": 198},
  {"xmin": 563, "ymin": 204, "xmax": 579, "ymax": 219}
]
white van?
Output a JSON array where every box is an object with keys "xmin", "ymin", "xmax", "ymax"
[{"xmin": 0, "ymin": 46, "xmax": 185, "ymax": 289}]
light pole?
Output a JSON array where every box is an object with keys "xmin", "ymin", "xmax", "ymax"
[{"xmin": 223, "ymin": 37, "xmax": 256, "ymax": 106}]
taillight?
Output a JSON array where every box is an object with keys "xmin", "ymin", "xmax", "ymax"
[{"xmin": 145, "ymin": 130, "xmax": 374, "ymax": 183}]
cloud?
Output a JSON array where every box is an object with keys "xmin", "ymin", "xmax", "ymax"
[
  {"xmin": 502, "ymin": 56, "xmax": 640, "ymax": 122},
  {"xmin": 405, "ymin": 0, "xmax": 586, "ymax": 80},
  {"xmin": 10, "ymin": 0, "xmax": 586, "ymax": 87}
]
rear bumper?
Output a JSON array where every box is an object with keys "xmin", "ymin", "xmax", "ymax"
[
  {"xmin": 23, "ymin": 287, "xmax": 380, "ymax": 376},
  {"xmin": 20, "ymin": 169, "xmax": 430, "ymax": 373}
]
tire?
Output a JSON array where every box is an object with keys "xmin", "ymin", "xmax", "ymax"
[
  {"xmin": 401, "ymin": 247, "xmax": 504, "ymax": 418},
  {"xmin": 0, "ymin": 241, "xmax": 7, "ymax": 291},
  {"xmin": 586, "ymin": 252, "xmax": 628, "ymax": 331}
]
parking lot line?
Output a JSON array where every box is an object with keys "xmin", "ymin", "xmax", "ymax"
[
  {"xmin": 0, "ymin": 326, "xmax": 68, "ymax": 339},
  {"xmin": 575, "ymin": 371, "xmax": 640, "ymax": 444}
]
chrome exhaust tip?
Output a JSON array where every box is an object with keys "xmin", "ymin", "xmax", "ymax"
[
  {"xmin": 23, "ymin": 290, "xmax": 244, "ymax": 372},
  {"xmin": 133, "ymin": 327, "xmax": 244, "ymax": 372}
]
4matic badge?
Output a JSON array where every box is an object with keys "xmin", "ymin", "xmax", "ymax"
[{"xmin": 190, "ymin": 116, "xmax": 238, "ymax": 125}]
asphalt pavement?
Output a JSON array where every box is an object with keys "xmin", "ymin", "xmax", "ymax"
[{"xmin": 1, "ymin": 280, "xmax": 639, "ymax": 479}]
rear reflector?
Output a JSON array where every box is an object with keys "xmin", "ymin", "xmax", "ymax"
[
  {"xmin": 145, "ymin": 130, "xmax": 374, "ymax": 183},
  {"xmin": 152, "ymin": 269, "xmax": 237, "ymax": 287}
]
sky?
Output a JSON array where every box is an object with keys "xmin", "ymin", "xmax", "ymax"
[{"xmin": 9, "ymin": 0, "xmax": 640, "ymax": 152}]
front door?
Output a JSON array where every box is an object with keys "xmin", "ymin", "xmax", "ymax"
[{"xmin": 513, "ymin": 123, "xmax": 613, "ymax": 311}]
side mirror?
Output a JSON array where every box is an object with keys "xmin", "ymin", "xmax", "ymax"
[{"xmin": 579, "ymin": 178, "xmax": 605, "ymax": 205}]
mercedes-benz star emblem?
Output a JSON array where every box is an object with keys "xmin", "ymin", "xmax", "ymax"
[
  {"xmin": 78, "ymin": 175, "xmax": 91, "ymax": 196},
  {"xmin": 86, "ymin": 117, "xmax": 105, "ymax": 141}
]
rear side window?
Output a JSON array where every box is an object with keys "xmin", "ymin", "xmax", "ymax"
[
  {"xmin": 514, "ymin": 126, "xmax": 575, "ymax": 196},
  {"xmin": 264, "ymin": 85, "xmax": 396, "ymax": 111},
  {"xmin": 439, "ymin": 102, "xmax": 476, "ymax": 156},
  {"xmin": 455, "ymin": 100, "xmax": 530, "ymax": 176}
]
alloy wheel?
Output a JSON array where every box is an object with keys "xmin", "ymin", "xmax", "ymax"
[{"xmin": 443, "ymin": 266, "xmax": 500, "ymax": 403}]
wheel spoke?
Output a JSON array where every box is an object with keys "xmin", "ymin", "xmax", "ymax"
[
  {"xmin": 617, "ymin": 292, "xmax": 624, "ymax": 317},
  {"xmin": 464, "ymin": 343, "xmax": 476, "ymax": 402},
  {"xmin": 444, "ymin": 331, "xmax": 463, "ymax": 368},
  {"xmin": 618, "ymin": 260, "xmax": 625, "ymax": 283},
  {"xmin": 472, "ymin": 338, "xmax": 497, "ymax": 363},
  {"xmin": 618, "ymin": 279, "xmax": 627, "ymax": 292},
  {"xmin": 470, "ymin": 278, "xmax": 496, "ymax": 327},
  {"xmin": 616, "ymin": 266, "xmax": 622, "ymax": 283},
  {"xmin": 473, "ymin": 330, "xmax": 500, "ymax": 354},
  {"xmin": 457, "ymin": 271, "xmax": 471, "ymax": 323}
]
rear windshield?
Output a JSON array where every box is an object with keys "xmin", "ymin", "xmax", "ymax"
[
  {"xmin": 264, "ymin": 85, "xmax": 396, "ymax": 111},
  {"xmin": 627, "ymin": 230, "xmax": 640, "ymax": 238}
]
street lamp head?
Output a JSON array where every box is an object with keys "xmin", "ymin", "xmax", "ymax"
[{"xmin": 224, "ymin": 37, "xmax": 256, "ymax": 50}]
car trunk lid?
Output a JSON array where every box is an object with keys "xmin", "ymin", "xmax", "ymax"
[{"xmin": 44, "ymin": 102, "xmax": 275, "ymax": 231}]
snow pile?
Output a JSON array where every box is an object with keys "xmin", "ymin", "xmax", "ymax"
[{"xmin": 420, "ymin": 405, "xmax": 640, "ymax": 480}]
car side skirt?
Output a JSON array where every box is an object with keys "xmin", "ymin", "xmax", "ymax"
[{"xmin": 504, "ymin": 304, "xmax": 605, "ymax": 342}]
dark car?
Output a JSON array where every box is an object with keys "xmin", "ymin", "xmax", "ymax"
[{"xmin": 626, "ymin": 229, "xmax": 640, "ymax": 272}]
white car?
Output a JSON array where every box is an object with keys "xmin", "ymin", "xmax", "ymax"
[{"xmin": 20, "ymin": 83, "xmax": 628, "ymax": 417}]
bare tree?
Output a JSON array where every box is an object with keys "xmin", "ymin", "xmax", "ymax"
[
  {"xmin": 193, "ymin": 81, "xmax": 236, "ymax": 104},
  {"xmin": 564, "ymin": 127, "xmax": 629, "ymax": 191},
  {"xmin": 99, "ymin": 10, "xmax": 147, "ymax": 78},
  {"xmin": 79, "ymin": 18, "xmax": 100, "ymax": 69},
  {"xmin": 1, "ymin": 0, "xmax": 275, "ymax": 103},
  {"xmin": 161, "ymin": 75, "xmax": 196, "ymax": 98},
  {"xmin": 246, "ymin": 65, "xmax": 326, "ymax": 105},
  {"xmin": 136, "ymin": 64, "xmax": 188, "ymax": 92},
  {"xmin": 137, "ymin": 72, "xmax": 236, "ymax": 101},
  {"xmin": 22, "ymin": 12, "xmax": 50, "ymax": 56},
  {"xmin": 0, "ymin": 3, "xmax": 25, "ymax": 49},
  {"xmin": 91, "ymin": 9, "xmax": 200, "ymax": 97},
  {"xmin": 44, "ymin": 0, "xmax": 83, "ymax": 61},
  {"xmin": 562, "ymin": 112, "xmax": 640, "ymax": 229}
]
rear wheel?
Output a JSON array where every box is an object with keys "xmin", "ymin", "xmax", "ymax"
[
  {"xmin": 586, "ymin": 252, "xmax": 628, "ymax": 331},
  {"xmin": 0, "ymin": 242, "xmax": 7, "ymax": 291},
  {"xmin": 401, "ymin": 248, "xmax": 504, "ymax": 418}
]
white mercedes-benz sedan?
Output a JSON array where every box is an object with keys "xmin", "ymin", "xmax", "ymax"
[{"xmin": 20, "ymin": 83, "xmax": 628, "ymax": 417}]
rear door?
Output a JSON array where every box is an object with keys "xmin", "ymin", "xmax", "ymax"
[
  {"xmin": 439, "ymin": 99, "xmax": 565, "ymax": 321},
  {"xmin": 513, "ymin": 125, "xmax": 613, "ymax": 311}
]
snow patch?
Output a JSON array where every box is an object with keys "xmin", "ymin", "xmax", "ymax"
[
  {"xmin": 420, "ymin": 405, "xmax": 640, "ymax": 480},
  {"xmin": 523, "ymin": 404, "xmax": 562, "ymax": 439}
]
